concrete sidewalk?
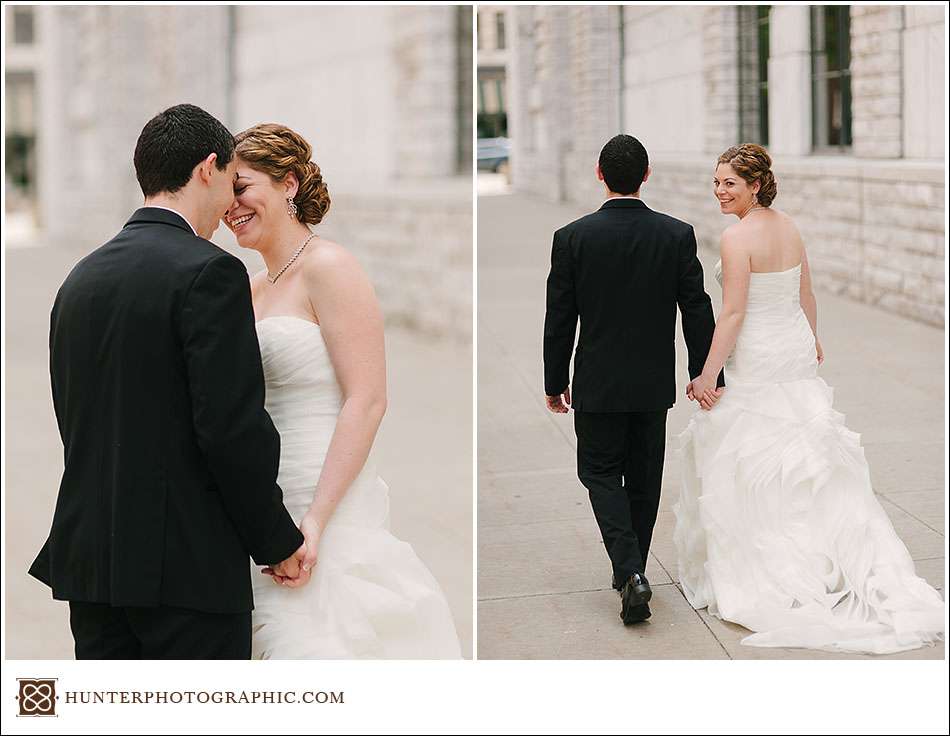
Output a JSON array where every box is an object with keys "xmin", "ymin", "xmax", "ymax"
[
  {"xmin": 477, "ymin": 190, "xmax": 945, "ymax": 660},
  {"xmin": 4, "ymin": 238, "xmax": 473, "ymax": 659}
]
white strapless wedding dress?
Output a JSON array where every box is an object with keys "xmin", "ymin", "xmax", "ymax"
[
  {"xmin": 674, "ymin": 261, "xmax": 944, "ymax": 654},
  {"xmin": 251, "ymin": 316, "xmax": 461, "ymax": 659}
]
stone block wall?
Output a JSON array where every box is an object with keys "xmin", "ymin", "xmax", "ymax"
[
  {"xmin": 621, "ymin": 6, "xmax": 706, "ymax": 157},
  {"xmin": 703, "ymin": 6, "xmax": 741, "ymax": 155},
  {"xmin": 509, "ymin": 5, "xmax": 573, "ymax": 200},
  {"xmin": 902, "ymin": 5, "xmax": 945, "ymax": 159},
  {"xmin": 507, "ymin": 4, "xmax": 946, "ymax": 327},
  {"xmin": 37, "ymin": 6, "xmax": 231, "ymax": 245},
  {"xmin": 563, "ymin": 5, "xmax": 619, "ymax": 205},
  {"xmin": 33, "ymin": 5, "xmax": 472, "ymax": 339},
  {"xmin": 851, "ymin": 5, "xmax": 904, "ymax": 158},
  {"xmin": 319, "ymin": 183, "xmax": 473, "ymax": 339},
  {"xmin": 645, "ymin": 155, "xmax": 945, "ymax": 326}
]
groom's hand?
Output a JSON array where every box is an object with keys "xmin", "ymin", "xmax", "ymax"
[
  {"xmin": 545, "ymin": 387, "xmax": 571, "ymax": 414},
  {"xmin": 275, "ymin": 542, "xmax": 312, "ymax": 588},
  {"xmin": 262, "ymin": 544, "xmax": 306, "ymax": 584}
]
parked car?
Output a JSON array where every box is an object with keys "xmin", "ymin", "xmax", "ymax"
[{"xmin": 477, "ymin": 137, "xmax": 510, "ymax": 172}]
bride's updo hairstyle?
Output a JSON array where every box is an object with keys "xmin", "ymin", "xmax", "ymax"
[
  {"xmin": 716, "ymin": 143, "xmax": 777, "ymax": 207},
  {"xmin": 234, "ymin": 123, "xmax": 331, "ymax": 225}
]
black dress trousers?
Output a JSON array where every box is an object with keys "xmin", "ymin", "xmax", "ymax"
[
  {"xmin": 574, "ymin": 409, "xmax": 668, "ymax": 587},
  {"xmin": 69, "ymin": 601, "xmax": 252, "ymax": 660}
]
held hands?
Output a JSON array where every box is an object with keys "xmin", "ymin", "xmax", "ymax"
[
  {"xmin": 261, "ymin": 512, "xmax": 322, "ymax": 588},
  {"xmin": 261, "ymin": 545, "xmax": 305, "ymax": 586},
  {"xmin": 545, "ymin": 386, "xmax": 571, "ymax": 414},
  {"xmin": 686, "ymin": 374, "xmax": 724, "ymax": 411}
]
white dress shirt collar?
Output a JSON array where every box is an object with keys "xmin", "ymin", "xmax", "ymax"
[
  {"xmin": 147, "ymin": 205, "xmax": 199, "ymax": 236},
  {"xmin": 602, "ymin": 195, "xmax": 642, "ymax": 206}
]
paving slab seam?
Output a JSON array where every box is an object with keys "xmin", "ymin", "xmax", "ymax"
[
  {"xmin": 878, "ymin": 494, "xmax": 945, "ymax": 537},
  {"xmin": 477, "ymin": 582, "xmax": 678, "ymax": 603},
  {"xmin": 648, "ymin": 551, "xmax": 676, "ymax": 587},
  {"xmin": 879, "ymin": 485, "xmax": 946, "ymax": 497},
  {"xmin": 670, "ymin": 581, "xmax": 734, "ymax": 660},
  {"xmin": 480, "ymin": 467, "xmax": 580, "ymax": 480},
  {"xmin": 481, "ymin": 314, "xmax": 579, "ymax": 452},
  {"xmin": 477, "ymin": 514, "xmax": 596, "ymax": 530}
]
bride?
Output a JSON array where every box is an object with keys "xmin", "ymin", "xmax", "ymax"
[
  {"xmin": 674, "ymin": 143, "xmax": 944, "ymax": 654},
  {"xmin": 223, "ymin": 123, "xmax": 461, "ymax": 659}
]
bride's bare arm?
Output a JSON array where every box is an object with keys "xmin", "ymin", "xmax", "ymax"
[
  {"xmin": 799, "ymin": 247, "xmax": 818, "ymax": 334},
  {"xmin": 693, "ymin": 230, "xmax": 751, "ymax": 404},
  {"xmin": 299, "ymin": 242, "xmax": 387, "ymax": 547}
]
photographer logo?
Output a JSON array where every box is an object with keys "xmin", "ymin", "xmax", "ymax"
[{"xmin": 17, "ymin": 679, "xmax": 57, "ymax": 717}]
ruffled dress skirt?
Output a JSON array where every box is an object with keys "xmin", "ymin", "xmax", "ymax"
[
  {"xmin": 673, "ymin": 267, "xmax": 944, "ymax": 654},
  {"xmin": 251, "ymin": 316, "xmax": 461, "ymax": 659}
]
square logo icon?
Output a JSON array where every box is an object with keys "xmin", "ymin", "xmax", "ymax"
[{"xmin": 17, "ymin": 679, "xmax": 57, "ymax": 717}]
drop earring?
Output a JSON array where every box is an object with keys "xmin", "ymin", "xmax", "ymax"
[{"xmin": 286, "ymin": 197, "xmax": 298, "ymax": 219}]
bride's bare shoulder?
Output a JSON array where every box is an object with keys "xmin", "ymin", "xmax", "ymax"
[
  {"xmin": 720, "ymin": 220, "xmax": 754, "ymax": 248},
  {"xmin": 300, "ymin": 237, "xmax": 370, "ymax": 285}
]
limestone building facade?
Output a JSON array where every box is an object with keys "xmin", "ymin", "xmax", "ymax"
[
  {"xmin": 507, "ymin": 5, "xmax": 945, "ymax": 326},
  {"xmin": 14, "ymin": 5, "xmax": 472, "ymax": 337}
]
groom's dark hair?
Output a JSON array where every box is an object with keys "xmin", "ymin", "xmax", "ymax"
[
  {"xmin": 598, "ymin": 134, "xmax": 649, "ymax": 195},
  {"xmin": 133, "ymin": 103, "xmax": 235, "ymax": 197}
]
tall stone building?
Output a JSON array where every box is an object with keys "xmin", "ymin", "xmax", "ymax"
[
  {"xmin": 507, "ymin": 5, "xmax": 945, "ymax": 326},
  {"xmin": 477, "ymin": 5, "xmax": 510, "ymax": 138},
  {"xmin": 14, "ymin": 5, "xmax": 472, "ymax": 337}
]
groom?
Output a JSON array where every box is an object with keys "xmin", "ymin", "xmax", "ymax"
[
  {"xmin": 543, "ymin": 134, "xmax": 722, "ymax": 625},
  {"xmin": 29, "ymin": 104, "xmax": 305, "ymax": 659}
]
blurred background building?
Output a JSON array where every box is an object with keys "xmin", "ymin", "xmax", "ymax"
[
  {"xmin": 502, "ymin": 5, "xmax": 945, "ymax": 326},
  {"xmin": 476, "ymin": 5, "xmax": 511, "ymax": 180},
  {"xmin": 477, "ymin": 5, "xmax": 509, "ymax": 139},
  {"xmin": 4, "ymin": 4, "xmax": 473, "ymax": 337}
]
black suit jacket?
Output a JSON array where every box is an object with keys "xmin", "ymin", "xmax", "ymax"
[
  {"xmin": 543, "ymin": 198, "xmax": 720, "ymax": 412},
  {"xmin": 29, "ymin": 208, "xmax": 303, "ymax": 614}
]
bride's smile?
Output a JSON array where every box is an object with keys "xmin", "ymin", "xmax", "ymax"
[{"xmin": 227, "ymin": 211, "xmax": 255, "ymax": 230}]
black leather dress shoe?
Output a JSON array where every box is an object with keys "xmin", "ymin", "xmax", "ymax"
[
  {"xmin": 623, "ymin": 602, "xmax": 651, "ymax": 624},
  {"xmin": 620, "ymin": 573, "xmax": 652, "ymax": 625}
]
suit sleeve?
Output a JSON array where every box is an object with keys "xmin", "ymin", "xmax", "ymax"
[
  {"xmin": 676, "ymin": 226, "xmax": 724, "ymax": 386},
  {"xmin": 48, "ymin": 294, "xmax": 66, "ymax": 444},
  {"xmin": 543, "ymin": 229, "xmax": 578, "ymax": 396},
  {"xmin": 180, "ymin": 255, "xmax": 303, "ymax": 565}
]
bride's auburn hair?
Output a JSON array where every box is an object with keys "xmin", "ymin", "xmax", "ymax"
[
  {"xmin": 233, "ymin": 123, "xmax": 331, "ymax": 225},
  {"xmin": 717, "ymin": 143, "xmax": 777, "ymax": 207}
]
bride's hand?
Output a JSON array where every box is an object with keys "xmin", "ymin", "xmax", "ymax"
[
  {"xmin": 688, "ymin": 375, "xmax": 722, "ymax": 411},
  {"xmin": 278, "ymin": 513, "xmax": 322, "ymax": 589},
  {"xmin": 816, "ymin": 338, "xmax": 824, "ymax": 366}
]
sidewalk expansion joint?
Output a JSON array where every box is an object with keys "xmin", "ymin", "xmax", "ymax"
[{"xmin": 478, "ymin": 582, "xmax": 676, "ymax": 603}]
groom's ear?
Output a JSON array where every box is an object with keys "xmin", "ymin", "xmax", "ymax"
[
  {"xmin": 642, "ymin": 165, "xmax": 652, "ymax": 185},
  {"xmin": 195, "ymin": 153, "xmax": 218, "ymax": 185},
  {"xmin": 595, "ymin": 164, "xmax": 604, "ymax": 182}
]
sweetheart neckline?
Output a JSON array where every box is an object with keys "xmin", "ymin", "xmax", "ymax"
[{"xmin": 255, "ymin": 315, "xmax": 322, "ymax": 330}]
